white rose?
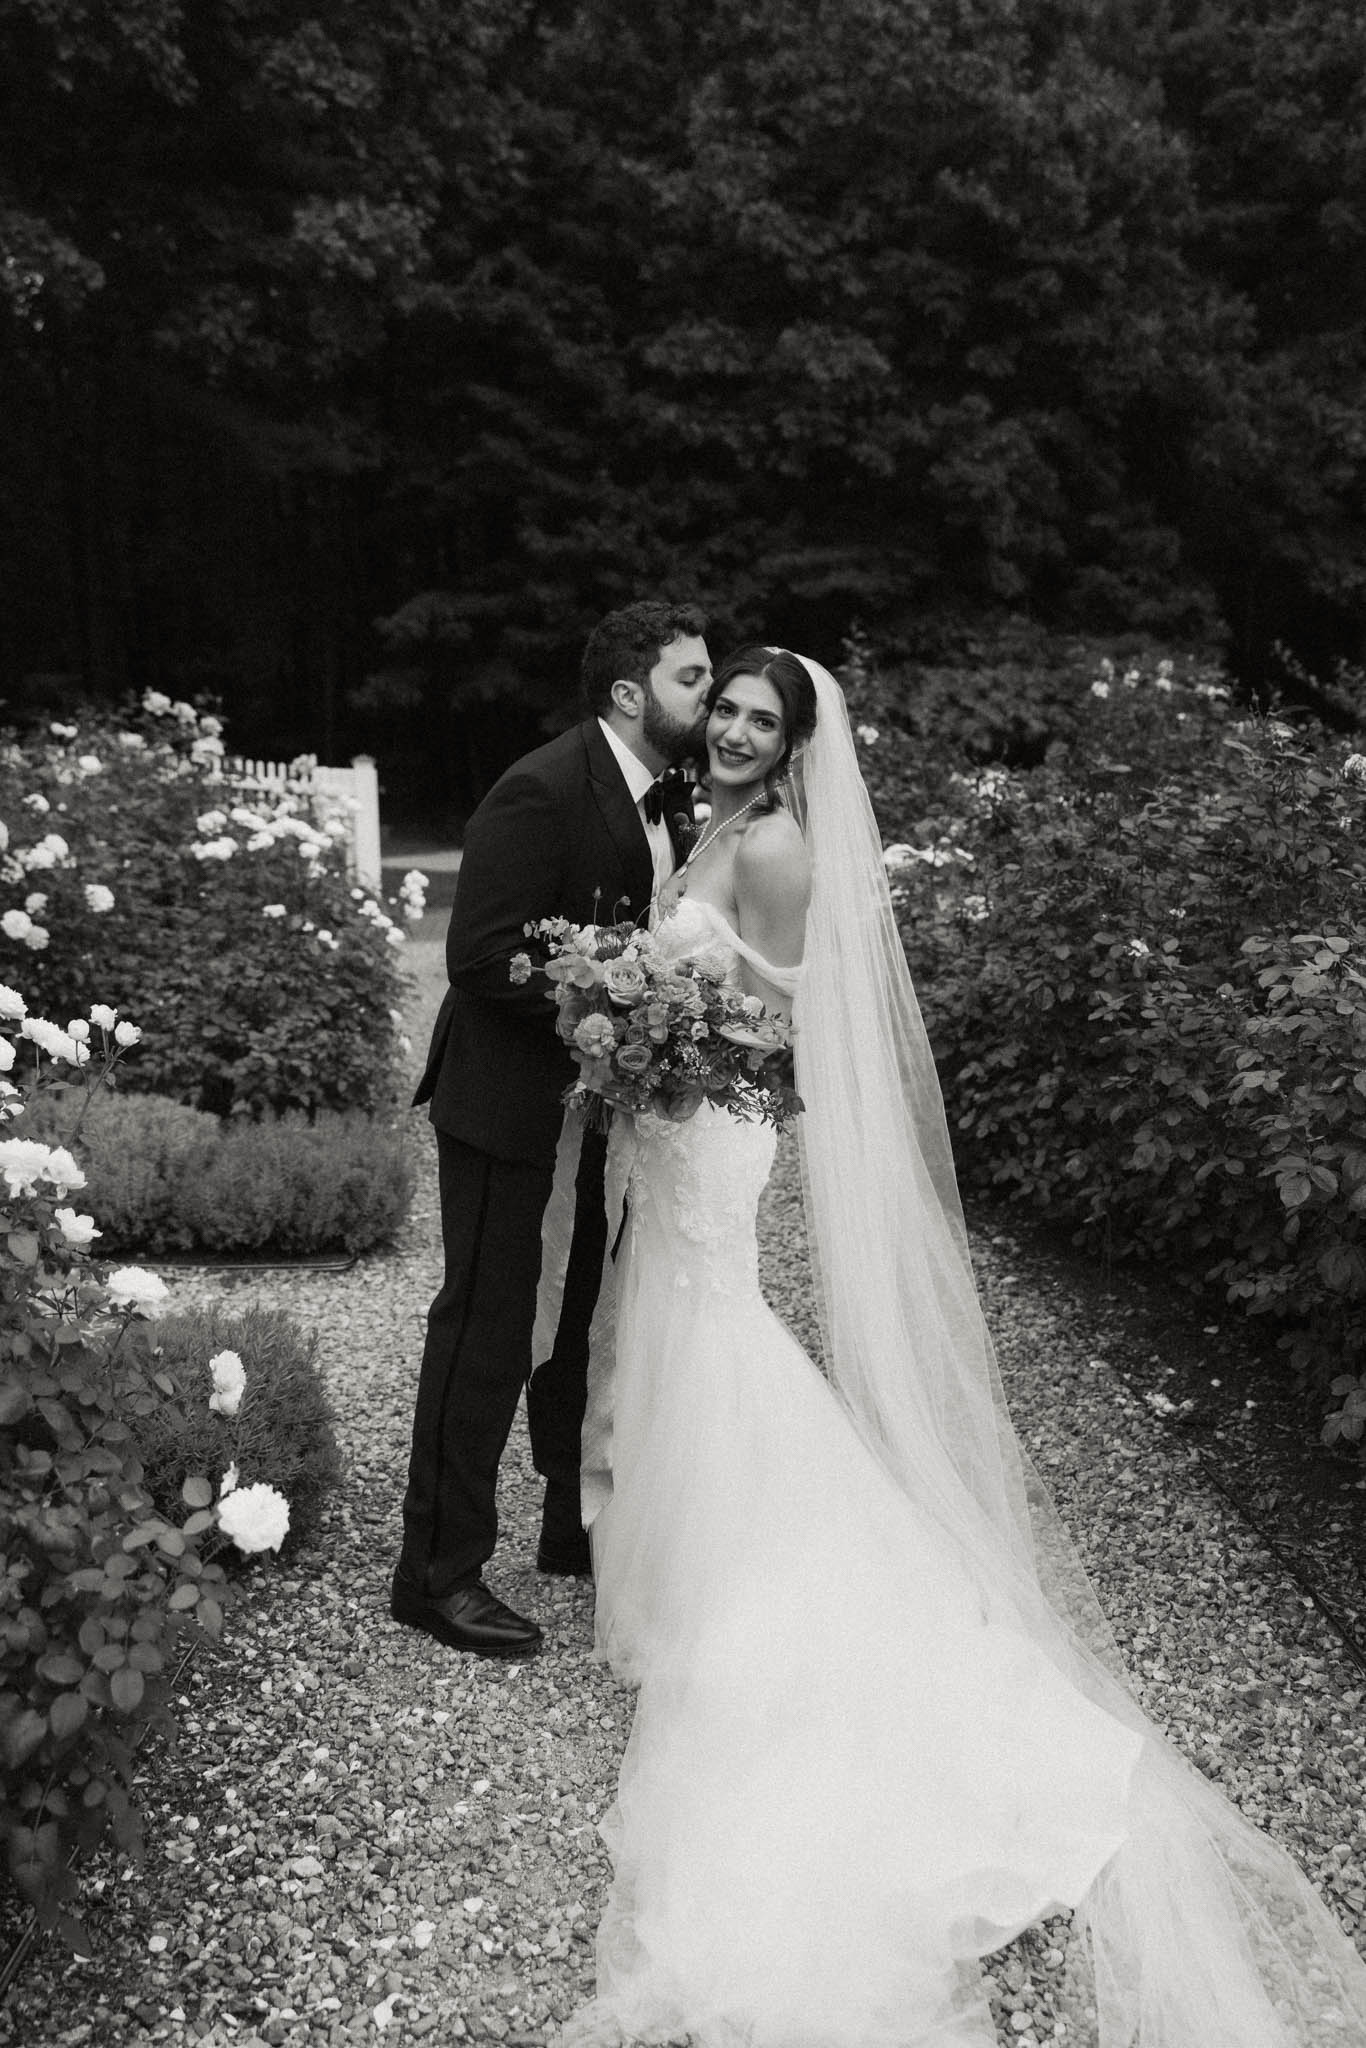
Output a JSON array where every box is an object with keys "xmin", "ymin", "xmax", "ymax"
[
  {"xmin": 104, "ymin": 1267, "xmax": 170, "ymax": 1318},
  {"xmin": 22, "ymin": 793, "xmax": 49, "ymax": 814},
  {"xmin": 89, "ymin": 1003, "xmax": 118, "ymax": 1031},
  {"xmin": 66, "ymin": 1019, "xmax": 90, "ymax": 1041},
  {"xmin": 219, "ymin": 1461, "xmax": 239, "ymax": 1496},
  {"xmin": 0, "ymin": 985, "xmax": 25, "ymax": 1021},
  {"xmin": 77, "ymin": 755, "xmax": 102, "ymax": 775},
  {"xmin": 23, "ymin": 893, "xmax": 45, "ymax": 916},
  {"xmin": 84, "ymin": 884, "xmax": 115, "ymax": 914},
  {"xmin": 118, "ymin": 732, "xmax": 147, "ymax": 750},
  {"xmin": 43, "ymin": 1146, "xmax": 87, "ymax": 1194},
  {"xmin": 53, "ymin": 1207, "xmax": 101, "ymax": 1250},
  {"xmin": 217, "ymin": 1481, "xmax": 290, "ymax": 1555},
  {"xmin": 142, "ymin": 690, "xmax": 172, "ymax": 715},
  {"xmin": 22, "ymin": 1017, "xmax": 88, "ymax": 1067},
  {"xmin": 196, "ymin": 810, "xmax": 228, "ymax": 834},
  {"xmin": 50, "ymin": 722, "xmax": 77, "ymax": 740},
  {"xmin": 3, "ymin": 910, "xmax": 33, "ymax": 940},
  {"xmin": 881, "ymin": 844, "xmax": 919, "ymax": 873},
  {"xmin": 113, "ymin": 1021, "xmax": 142, "ymax": 1048},
  {"xmin": 21, "ymin": 1016, "xmax": 67, "ymax": 1058},
  {"xmin": 25, "ymin": 924, "xmax": 49, "ymax": 952},
  {"xmin": 0, "ymin": 1040, "xmax": 13, "ymax": 1073},
  {"xmin": 261, "ymin": 904, "xmax": 287, "ymax": 919},
  {"xmin": 0, "ymin": 1138, "xmax": 57, "ymax": 1195},
  {"xmin": 207, "ymin": 1349, "xmax": 247, "ymax": 1418}
]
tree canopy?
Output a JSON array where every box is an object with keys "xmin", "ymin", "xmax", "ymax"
[{"xmin": 2, "ymin": 0, "xmax": 1363, "ymax": 810}]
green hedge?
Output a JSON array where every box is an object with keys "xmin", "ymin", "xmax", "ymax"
[{"xmin": 25, "ymin": 1089, "xmax": 413, "ymax": 1256}]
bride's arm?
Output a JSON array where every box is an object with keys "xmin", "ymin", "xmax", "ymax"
[{"xmin": 732, "ymin": 812, "xmax": 811, "ymax": 1019}]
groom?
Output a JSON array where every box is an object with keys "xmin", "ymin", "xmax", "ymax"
[{"xmin": 392, "ymin": 600, "xmax": 711, "ymax": 1655}]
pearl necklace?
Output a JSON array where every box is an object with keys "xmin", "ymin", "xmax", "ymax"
[{"xmin": 674, "ymin": 789, "xmax": 767, "ymax": 896}]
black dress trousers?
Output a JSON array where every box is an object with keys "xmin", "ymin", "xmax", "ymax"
[{"xmin": 398, "ymin": 1131, "xmax": 556, "ymax": 1594}]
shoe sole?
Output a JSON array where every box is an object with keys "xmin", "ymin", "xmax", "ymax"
[{"xmin": 389, "ymin": 1599, "xmax": 542, "ymax": 1658}]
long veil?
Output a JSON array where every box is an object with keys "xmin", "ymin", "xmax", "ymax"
[{"xmin": 788, "ymin": 654, "xmax": 1366, "ymax": 2047}]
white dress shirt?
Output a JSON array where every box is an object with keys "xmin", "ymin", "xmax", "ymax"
[{"xmin": 598, "ymin": 719, "xmax": 676, "ymax": 905}]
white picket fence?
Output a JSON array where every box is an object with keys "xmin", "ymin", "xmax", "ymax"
[{"xmin": 224, "ymin": 753, "xmax": 382, "ymax": 892}]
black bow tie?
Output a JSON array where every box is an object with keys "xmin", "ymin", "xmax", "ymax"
[{"xmin": 642, "ymin": 768, "xmax": 689, "ymax": 825}]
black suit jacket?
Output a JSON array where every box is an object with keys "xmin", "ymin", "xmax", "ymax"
[{"xmin": 415, "ymin": 719, "xmax": 689, "ymax": 1164}]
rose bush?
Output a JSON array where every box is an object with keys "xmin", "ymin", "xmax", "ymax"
[
  {"xmin": 0, "ymin": 694, "xmax": 422, "ymax": 1117},
  {"xmin": 846, "ymin": 641, "xmax": 1366, "ymax": 1458},
  {"xmin": 0, "ymin": 998, "xmax": 295, "ymax": 1949}
]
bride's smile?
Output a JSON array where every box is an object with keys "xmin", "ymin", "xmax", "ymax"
[{"xmin": 705, "ymin": 674, "xmax": 787, "ymax": 794}]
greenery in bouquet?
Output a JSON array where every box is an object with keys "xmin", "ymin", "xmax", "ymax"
[
  {"xmin": 512, "ymin": 919, "xmax": 803, "ymax": 1133},
  {"xmin": 0, "ymin": 988, "xmax": 298, "ymax": 1948},
  {"xmin": 0, "ymin": 693, "xmax": 425, "ymax": 1117}
]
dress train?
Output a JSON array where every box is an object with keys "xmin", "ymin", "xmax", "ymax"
[{"xmin": 540, "ymin": 900, "xmax": 1366, "ymax": 2048}]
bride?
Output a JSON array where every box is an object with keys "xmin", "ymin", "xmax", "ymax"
[{"xmin": 541, "ymin": 646, "xmax": 1366, "ymax": 2048}]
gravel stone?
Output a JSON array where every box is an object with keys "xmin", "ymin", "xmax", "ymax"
[{"xmin": 3, "ymin": 936, "xmax": 1363, "ymax": 2044}]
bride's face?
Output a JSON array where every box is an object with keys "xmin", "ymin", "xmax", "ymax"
[{"xmin": 705, "ymin": 674, "xmax": 787, "ymax": 793}]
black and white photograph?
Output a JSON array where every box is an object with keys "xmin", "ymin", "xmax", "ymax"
[{"xmin": 1, "ymin": 2, "xmax": 1364, "ymax": 2044}]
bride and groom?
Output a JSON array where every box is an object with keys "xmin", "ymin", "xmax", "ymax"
[{"xmin": 394, "ymin": 604, "xmax": 1366, "ymax": 2046}]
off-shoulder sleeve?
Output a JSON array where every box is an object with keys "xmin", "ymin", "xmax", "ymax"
[{"xmin": 696, "ymin": 901, "xmax": 803, "ymax": 996}]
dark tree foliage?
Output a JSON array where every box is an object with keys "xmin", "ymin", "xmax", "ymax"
[{"xmin": 1, "ymin": 0, "xmax": 1363, "ymax": 818}]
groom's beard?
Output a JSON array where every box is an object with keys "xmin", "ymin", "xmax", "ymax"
[{"xmin": 642, "ymin": 688, "xmax": 707, "ymax": 767}]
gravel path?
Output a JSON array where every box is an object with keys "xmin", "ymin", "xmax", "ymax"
[{"xmin": 5, "ymin": 938, "xmax": 1364, "ymax": 2047}]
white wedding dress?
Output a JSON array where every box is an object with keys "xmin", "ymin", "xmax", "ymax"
[
  {"xmin": 545, "ymin": 896, "xmax": 1366, "ymax": 2048},
  {"xmin": 569, "ymin": 899, "xmax": 1142, "ymax": 2047}
]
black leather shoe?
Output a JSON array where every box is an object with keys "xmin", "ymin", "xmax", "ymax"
[
  {"xmin": 390, "ymin": 1569, "xmax": 542, "ymax": 1657},
  {"xmin": 536, "ymin": 1478, "xmax": 592, "ymax": 1577}
]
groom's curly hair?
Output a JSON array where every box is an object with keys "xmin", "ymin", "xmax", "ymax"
[{"xmin": 580, "ymin": 600, "xmax": 708, "ymax": 715}]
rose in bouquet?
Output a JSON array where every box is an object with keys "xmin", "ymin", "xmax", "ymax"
[{"xmin": 511, "ymin": 919, "xmax": 803, "ymax": 1131}]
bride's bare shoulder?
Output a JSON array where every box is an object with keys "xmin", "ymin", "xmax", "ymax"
[
  {"xmin": 734, "ymin": 806, "xmax": 810, "ymax": 902},
  {"xmin": 735, "ymin": 804, "xmax": 806, "ymax": 857}
]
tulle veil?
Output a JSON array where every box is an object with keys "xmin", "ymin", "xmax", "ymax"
[{"xmin": 534, "ymin": 654, "xmax": 1366, "ymax": 2046}]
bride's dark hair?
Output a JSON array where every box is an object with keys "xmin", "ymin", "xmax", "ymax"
[{"xmin": 707, "ymin": 644, "xmax": 819, "ymax": 809}]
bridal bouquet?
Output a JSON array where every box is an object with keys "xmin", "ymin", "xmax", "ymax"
[{"xmin": 511, "ymin": 918, "xmax": 803, "ymax": 1131}]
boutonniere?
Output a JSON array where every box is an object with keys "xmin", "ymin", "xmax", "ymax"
[{"xmin": 671, "ymin": 813, "xmax": 698, "ymax": 850}]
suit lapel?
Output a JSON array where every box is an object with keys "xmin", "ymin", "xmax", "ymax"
[{"xmin": 581, "ymin": 719, "xmax": 653, "ymax": 919}]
